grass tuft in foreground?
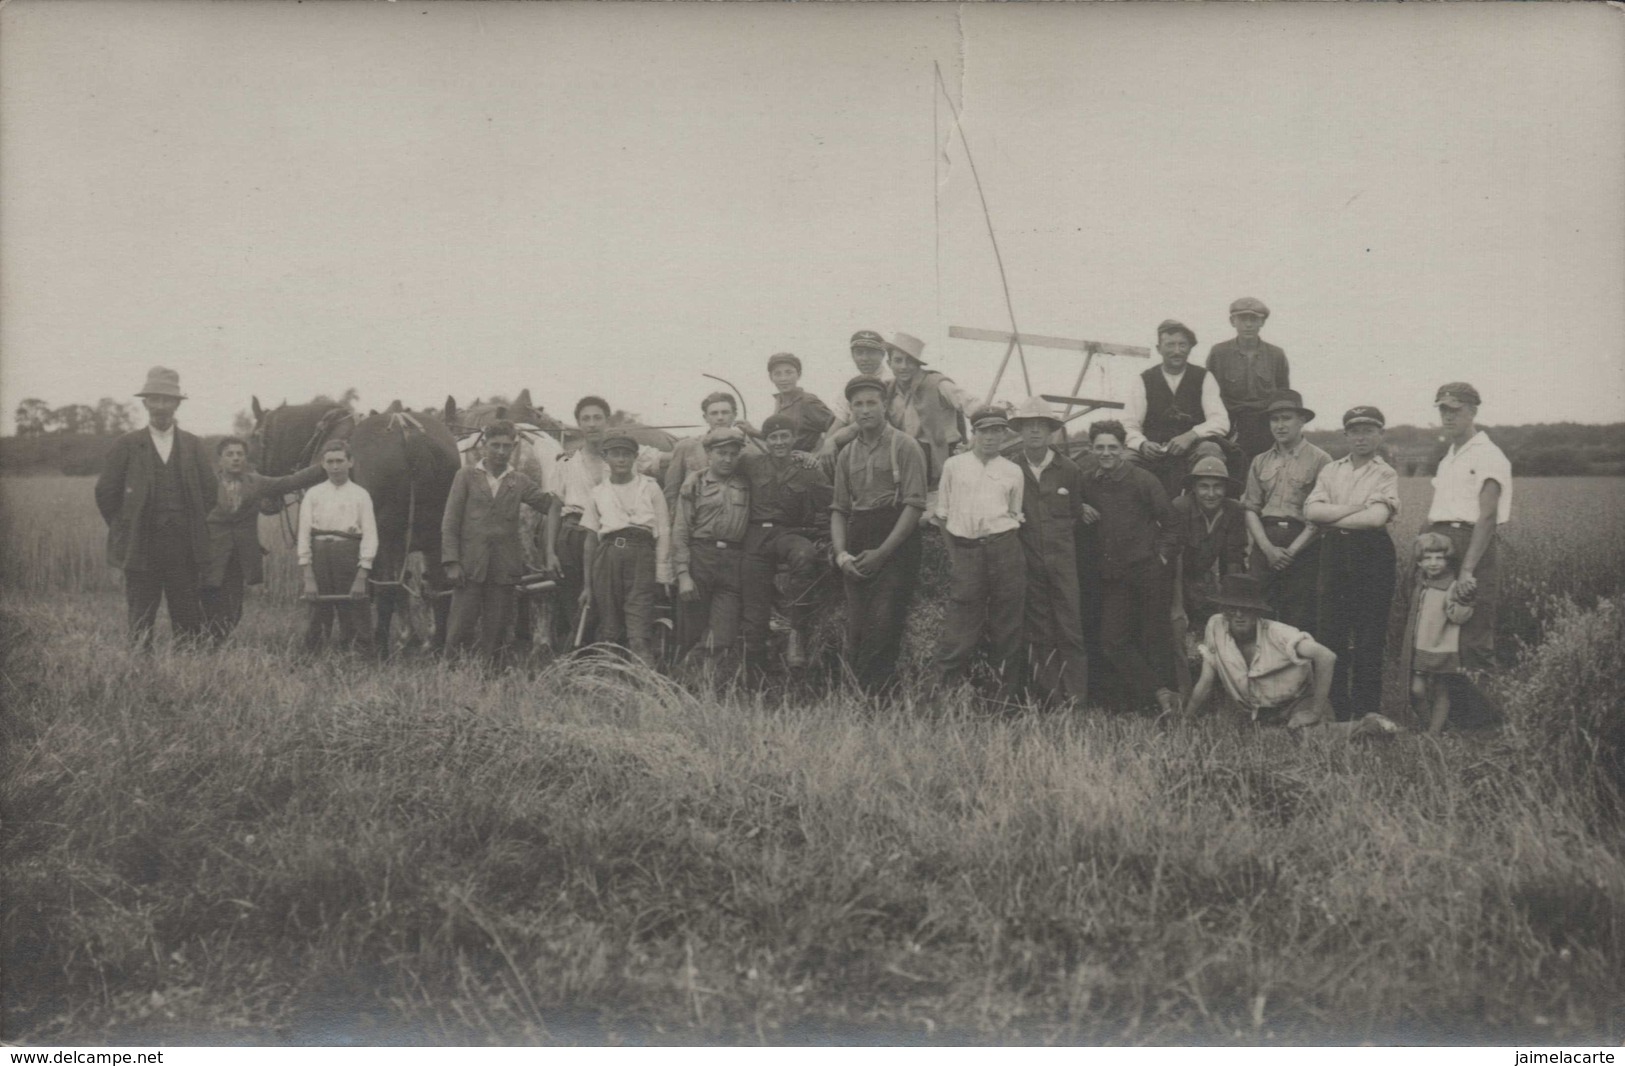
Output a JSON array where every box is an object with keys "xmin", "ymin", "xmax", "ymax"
[{"xmin": 4, "ymin": 592, "xmax": 1623, "ymax": 1045}]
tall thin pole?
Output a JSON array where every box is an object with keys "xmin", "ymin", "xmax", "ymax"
[{"xmin": 934, "ymin": 61, "xmax": 1030, "ymax": 402}]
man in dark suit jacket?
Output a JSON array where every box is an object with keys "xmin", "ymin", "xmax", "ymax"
[
  {"xmin": 1207, "ymin": 297, "xmax": 1291, "ymax": 481},
  {"xmin": 200, "ymin": 437, "xmax": 326, "ymax": 644},
  {"xmin": 442, "ymin": 421, "xmax": 554, "ymax": 663},
  {"xmin": 94, "ymin": 367, "xmax": 218, "ymax": 649}
]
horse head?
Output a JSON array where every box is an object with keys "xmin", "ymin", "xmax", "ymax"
[{"xmin": 250, "ymin": 397, "xmax": 353, "ymax": 477}]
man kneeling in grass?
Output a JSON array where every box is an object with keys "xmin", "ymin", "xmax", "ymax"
[{"xmin": 1186, "ymin": 573, "xmax": 1399, "ymax": 738}]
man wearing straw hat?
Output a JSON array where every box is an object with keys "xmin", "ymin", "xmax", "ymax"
[
  {"xmin": 94, "ymin": 366, "xmax": 218, "ymax": 649},
  {"xmin": 1008, "ymin": 396, "xmax": 1093, "ymax": 706}
]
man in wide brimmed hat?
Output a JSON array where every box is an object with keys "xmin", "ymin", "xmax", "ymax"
[
  {"xmin": 1123, "ymin": 319, "xmax": 1232, "ymax": 500},
  {"xmin": 1187, "ymin": 574, "xmax": 1400, "ymax": 739},
  {"xmin": 1007, "ymin": 396, "xmax": 1093, "ymax": 705},
  {"xmin": 1241, "ymin": 388, "xmax": 1331, "ymax": 632},
  {"xmin": 94, "ymin": 367, "xmax": 218, "ymax": 649},
  {"xmin": 1207, "ymin": 297, "xmax": 1292, "ymax": 478}
]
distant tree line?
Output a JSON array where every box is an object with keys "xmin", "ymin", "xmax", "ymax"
[
  {"xmin": 1305, "ymin": 422, "xmax": 1625, "ymax": 477},
  {"xmin": 13, "ymin": 397, "xmax": 140, "ymax": 438}
]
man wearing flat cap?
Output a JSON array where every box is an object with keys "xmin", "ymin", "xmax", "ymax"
[
  {"xmin": 931, "ymin": 405, "xmax": 1027, "ymax": 693},
  {"xmin": 765, "ymin": 352, "xmax": 835, "ymax": 455},
  {"xmin": 739, "ymin": 412, "xmax": 833, "ymax": 670},
  {"xmin": 821, "ymin": 330, "xmax": 892, "ymax": 453},
  {"xmin": 1124, "ymin": 319, "xmax": 1232, "ymax": 500},
  {"xmin": 829, "ymin": 373, "xmax": 929, "ymax": 693},
  {"xmin": 1208, "ymin": 297, "xmax": 1291, "ymax": 482},
  {"xmin": 94, "ymin": 367, "xmax": 218, "ymax": 649},
  {"xmin": 1422, "ymin": 382, "xmax": 1511, "ymax": 718},
  {"xmin": 672, "ymin": 425, "xmax": 753, "ymax": 668},
  {"xmin": 1306, "ymin": 406, "xmax": 1401, "ymax": 721}
]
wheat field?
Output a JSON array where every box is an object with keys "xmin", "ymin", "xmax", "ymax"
[{"xmin": 3, "ymin": 476, "xmax": 1623, "ymax": 1045}]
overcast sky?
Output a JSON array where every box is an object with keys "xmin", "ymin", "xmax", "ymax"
[{"xmin": 2, "ymin": 0, "xmax": 1622, "ymax": 435}]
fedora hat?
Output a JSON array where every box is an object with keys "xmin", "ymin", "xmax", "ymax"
[
  {"xmin": 135, "ymin": 366, "xmax": 186, "ymax": 399},
  {"xmin": 885, "ymin": 332, "xmax": 928, "ymax": 365},
  {"xmin": 1207, "ymin": 573, "xmax": 1273, "ymax": 614},
  {"xmin": 1263, "ymin": 389, "xmax": 1315, "ymax": 423},
  {"xmin": 1008, "ymin": 395, "xmax": 1063, "ymax": 428},
  {"xmin": 1183, "ymin": 454, "xmax": 1237, "ymax": 489}
]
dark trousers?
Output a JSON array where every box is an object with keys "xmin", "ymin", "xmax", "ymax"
[
  {"xmin": 935, "ymin": 531, "xmax": 1026, "ymax": 689},
  {"xmin": 590, "ymin": 529, "xmax": 658, "ymax": 663},
  {"xmin": 1250, "ymin": 518, "xmax": 1321, "ymax": 633},
  {"xmin": 841, "ymin": 506, "xmax": 922, "ymax": 692},
  {"xmin": 200, "ymin": 552, "xmax": 245, "ymax": 645},
  {"xmin": 305, "ymin": 537, "xmax": 373, "ymax": 654},
  {"xmin": 447, "ymin": 581, "xmax": 518, "ymax": 662},
  {"xmin": 553, "ymin": 517, "xmax": 593, "ymax": 648},
  {"xmin": 1316, "ymin": 528, "xmax": 1397, "ymax": 721},
  {"xmin": 125, "ymin": 516, "xmax": 204, "ymax": 649},
  {"xmin": 1099, "ymin": 556, "xmax": 1172, "ymax": 710},
  {"xmin": 741, "ymin": 524, "xmax": 823, "ymax": 653},
  {"xmin": 678, "ymin": 540, "xmax": 744, "ymax": 660}
]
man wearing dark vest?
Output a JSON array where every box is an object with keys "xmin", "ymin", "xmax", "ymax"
[
  {"xmin": 94, "ymin": 366, "xmax": 218, "ymax": 649},
  {"xmin": 1207, "ymin": 297, "xmax": 1291, "ymax": 484},
  {"xmin": 1124, "ymin": 319, "xmax": 1231, "ymax": 500}
]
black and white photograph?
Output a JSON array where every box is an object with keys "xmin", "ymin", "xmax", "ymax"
[{"xmin": 2, "ymin": 0, "xmax": 1622, "ymax": 1049}]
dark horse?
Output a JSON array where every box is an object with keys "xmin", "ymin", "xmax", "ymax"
[{"xmin": 250, "ymin": 397, "xmax": 460, "ymax": 655}]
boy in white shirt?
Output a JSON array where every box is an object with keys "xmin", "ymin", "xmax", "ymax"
[
  {"xmin": 298, "ymin": 440, "xmax": 378, "ymax": 654},
  {"xmin": 931, "ymin": 406, "xmax": 1026, "ymax": 692},
  {"xmin": 579, "ymin": 434, "xmax": 673, "ymax": 665}
]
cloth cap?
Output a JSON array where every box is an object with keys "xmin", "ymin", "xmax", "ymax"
[
  {"xmin": 1207, "ymin": 573, "xmax": 1273, "ymax": 614},
  {"xmin": 1263, "ymin": 389, "xmax": 1315, "ymax": 423},
  {"xmin": 1184, "ymin": 455, "xmax": 1237, "ymax": 487},
  {"xmin": 849, "ymin": 330, "xmax": 887, "ymax": 352},
  {"xmin": 761, "ymin": 413, "xmax": 794, "ymax": 437},
  {"xmin": 767, "ymin": 352, "xmax": 802, "ymax": 374},
  {"xmin": 136, "ymin": 366, "xmax": 186, "ymax": 399},
  {"xmin": 844, "ymin": 374, "xmax": 888, "ymax": 401},
  {"xmin": 600, "ymin": 434, "xmax": 639, "ymax": 454},
  {"xmin": 1229, "ymin": 297, "xmax": 1270, "ymax": 318},
  {"xmin": 885, "ymin": 332, "xmax": 927, "ymax": 365},
  {"xmin": 1155, "ymin": 319, "xmax": 1197, "ymax": 346},
  {"xmin": 1434, "ymin": 382, "xmax": 1482, "ymax": 409},
  {"xmin": 1342, "ymin": 405, "xmax": 1386, "ymax": 428},
  {"xmin": 969, "ymin": 406, "xmax": 1010, "ymax": 431},
  {"xmin": 702, "ymin": 425, "xmax": 747, "ymax": 451},
  {"xmin": 1008, "ymin": 395, "xmax": 1063, "ymax": 428}
]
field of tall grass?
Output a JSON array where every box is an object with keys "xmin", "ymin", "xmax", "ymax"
[{"xmin": 3, "ymin": 475, "xmax": 1623, "ymax": 1044}]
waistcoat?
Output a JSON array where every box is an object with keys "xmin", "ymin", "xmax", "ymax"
[{"xmin": 1142, "ymin": 364, "xmax": 1207, "ymax": 444}]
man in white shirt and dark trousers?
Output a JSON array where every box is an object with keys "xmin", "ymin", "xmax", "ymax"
[
  {"xmin": 931, "ymin": 407, "xmax": 1026, "ymax": 693},
  {"xmin": 1124, "ymin": 319, "xmax": 1232, "ymax": 500},
  {"xmin": 1424, "ymin": 383, "xmax": 1512, "ymax": 723},
  {"xmin": 298, "ymin": 440, "xmax": 378, "ymax": 655},
  {"xmin": 580, "ymin": 433, "xmax": 674, "ymax": 666},
  {"xmin": 1305, "ymin": 406, "xmax": 1401, "ymax": 721}
]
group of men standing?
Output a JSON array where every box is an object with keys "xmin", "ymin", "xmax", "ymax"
[{"xmin": 94, "ymin": 297, "xmax": 1513, "ymax": 730}]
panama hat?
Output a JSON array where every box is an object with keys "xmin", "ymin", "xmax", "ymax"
[
  {"xmin": 1008, "ymin": 395, "xmax": 1063, "ymax": 429},
  {"xmin": 885, "ymin": 332, "xmax": 928, "ymax": 365},
  {"xmin": 135, "ymin": 366, "xmax": 186, "ymax": 399}
]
